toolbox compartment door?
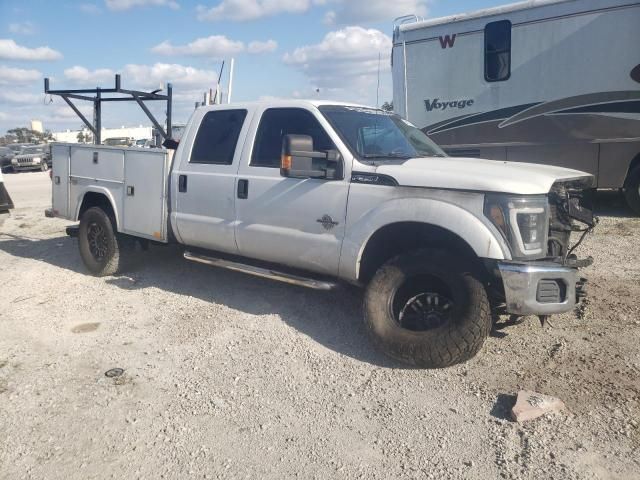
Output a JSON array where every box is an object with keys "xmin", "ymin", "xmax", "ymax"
[
  {"xmin": 70, "ymin": 146, "xmax": 125, "ymax": 182},
  {"xmin": 121, "ymin": 149, "xmax": 170, "ymax": 242},
  {"xmin": 51, "ymin": 144, "xmax": 70, "ymax": 218}
]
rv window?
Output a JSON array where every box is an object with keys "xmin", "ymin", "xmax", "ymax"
[
  {"xmin": 484, "ymin": 20, "xmax": 511, "ymax": 82},
  {"xmin": 190, "ymin": 109, "xmax": 247, "ymax": 165}
]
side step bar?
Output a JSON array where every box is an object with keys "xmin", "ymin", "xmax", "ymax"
[{"xmin": 183, "ymin": 251, "xmax": 338, "ymax": 291}]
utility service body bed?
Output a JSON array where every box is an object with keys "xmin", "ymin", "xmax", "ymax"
[{"xmin": 50, "ymin": 143, "xmax": 172, "ymax": 243}]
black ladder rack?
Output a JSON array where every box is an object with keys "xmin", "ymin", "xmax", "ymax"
[{"xmin": 44, "ymin": 74, "xmax": 172, "ymax": 146}]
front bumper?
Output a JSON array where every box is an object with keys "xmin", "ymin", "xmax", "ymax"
[
  {"xmin": 12, "ymin": 163, "xmax": 40, "ymax": 170},
  {"xmin": 498, "ymin": 261, "xmax": 581, "ymax": 316}
]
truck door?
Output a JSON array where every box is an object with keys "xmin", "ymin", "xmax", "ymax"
[
  {"xmin": 173, "ymin": 108, "xmax": 249, "ymax": 254},
  {"xmin": 51, "ymin": 144, "xmax": 69, "ymax": 218},
  {"xmin": 234, "ymin": 107, "xmax": 350, "ymax": 276}
]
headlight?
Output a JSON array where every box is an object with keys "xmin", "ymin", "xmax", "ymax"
[
  {"xmin": 484, "ymin": 194, "xmax": 549, "ymax": 259},
  {"xmin": 33, "ymin": 157, "xmax": 41, "ymax": 163},
  {"xmin": 11, "ymin": 159, "xmax": 17, "ymax": 164}
]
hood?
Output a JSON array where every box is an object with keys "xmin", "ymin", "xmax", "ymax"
[
  {"xmin": 15, "ymin": 153, "xmax": 43, "ymax": 159},
  {"xmin": 375, "ymin": 157, "xmax": 594, "ymax": 194}
]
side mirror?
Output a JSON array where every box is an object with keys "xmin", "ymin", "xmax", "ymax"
[{"xmin": 280, "ymin": 134, "xmax": 342, "ymax": 180}]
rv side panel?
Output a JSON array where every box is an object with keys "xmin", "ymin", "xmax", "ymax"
[{"xmin": 394, "ymin": 0, "xmax": 640, "ymax": 188}]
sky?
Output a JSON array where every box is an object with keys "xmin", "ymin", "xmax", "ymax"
[{"xmin": 0, "ymin": 0, "xmax": 502, "ymax": 134}]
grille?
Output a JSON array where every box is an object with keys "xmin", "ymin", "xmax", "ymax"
[
  {"xmin": 17, "ymin": 158, "xmax": 34, "ymax": 164},
  {"xmin": 536, "ymin": 279, "xmax": 564, "ymax": 304}
]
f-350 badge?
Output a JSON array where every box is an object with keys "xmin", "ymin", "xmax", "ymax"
[{"xmin": 317, "ymin": 214, "xmax": 339, "ymax": 230}]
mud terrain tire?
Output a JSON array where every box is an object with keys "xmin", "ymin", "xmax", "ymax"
[
  {"xmin": 623, "ymin": 165, "xmax": 640, "ymax": 216},
  {"xmin": 364, "ymin": 249, "xmax": 491, "ymax": 368},
  {"xmin": 78, "ymin": 207, "xmax": 135, "ymax": 276}
]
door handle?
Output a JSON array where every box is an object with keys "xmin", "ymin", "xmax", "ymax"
[
  {"xmin": 237, "ymin": 179, "xmax": 249, "ymax": 199},
  {"xmin": 178, "ymin": 174, "xmax": 187, "ymax": 193}
]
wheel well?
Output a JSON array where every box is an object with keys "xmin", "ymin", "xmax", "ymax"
[
  {"xmin": 358, "ymin": 222, "xmax": 481, "ymax": 284},
  {"xmin": 78, "ymin": 192, "xmax": 116, "ymax": 226}
]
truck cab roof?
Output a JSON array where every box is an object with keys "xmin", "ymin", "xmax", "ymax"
[{"xmin": 196, "ymin": 99, "xmax": 372, "ymax": 111}]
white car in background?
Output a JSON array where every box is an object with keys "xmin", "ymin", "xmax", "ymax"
[{"xmin": 134, "ymin": 138, "xmax": 153, "ymax": 148}]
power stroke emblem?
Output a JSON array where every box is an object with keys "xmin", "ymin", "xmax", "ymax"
[{"xmin": 316, "ymin": 214, "xmax": 339, "ymax": 230}]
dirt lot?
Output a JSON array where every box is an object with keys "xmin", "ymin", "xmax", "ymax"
[{"xmin": 1, "ymin": 171, "xmax": 639, "ymax": 480}]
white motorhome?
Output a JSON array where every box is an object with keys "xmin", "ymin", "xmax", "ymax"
[{"xmin": 392, "ymin": 0, "xmax": 640, "ymax": 213}]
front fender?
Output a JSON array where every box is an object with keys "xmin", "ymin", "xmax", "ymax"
[
  {"xmin": 339, "ymin": 195, "xmax": 510, "ymax": 281},
  {"xmin": 74, "ymin": 187, "xmax": 121, "ymax": 230}
]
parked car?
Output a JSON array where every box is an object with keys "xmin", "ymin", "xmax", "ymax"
[
  {"xmin": 11, "ymin": 144, "xmax": 51, "ymax": 172},
  {"xmin": 0, "ymin": 146, "xmax": 14, "ymax": 173},
  {"xmin": 47, "ymin": 100, "xmax": 596, "ymax": 368},
  {"xmin": 134, "ymin": 138, "xmax": 153, "ymax": 148},
  {"xmin": 104, "ymin": 137, "xmax": 133, "ymax": 147}
]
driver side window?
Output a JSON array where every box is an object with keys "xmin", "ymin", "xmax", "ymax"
[{"xmin": 251, "ymin": 108, "xmax": 335, "ymax": 168}]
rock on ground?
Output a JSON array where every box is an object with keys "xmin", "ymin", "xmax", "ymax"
[{"xmin": 511, "ymin": 390, "xmax": 566, "ymax": 422}]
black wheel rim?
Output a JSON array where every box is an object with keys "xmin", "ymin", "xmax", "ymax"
[
  {"xmin": 391, "ymin": 275, "xmax": 454, "ymax": 332},
  {"xmin": 398, "ymin": 292, "xmax": 453, "ymax": 331},
  {"xmin": 87, "ymin": 222, "xmax": 108, "ymax": 260}
]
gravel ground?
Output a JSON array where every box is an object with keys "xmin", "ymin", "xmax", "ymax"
[{"xmin": 1, "ymin": 171, "xmax": 639, "ymax": 480}]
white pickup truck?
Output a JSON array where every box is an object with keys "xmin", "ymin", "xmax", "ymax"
[{"xmin": 47, "ymin": 100, "xmax": 596, "ymax": 368}]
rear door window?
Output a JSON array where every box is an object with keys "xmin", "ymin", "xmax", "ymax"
[{"xmin": 190, "ymin": 109, "xmax": 248, "ymax": 165}]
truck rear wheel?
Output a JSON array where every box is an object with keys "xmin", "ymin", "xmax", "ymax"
[
  {"xmin": 364, "ymin": 249, "xmax": 491, "ymax": 368},
  {"xmin": 78, "ymin": 206, "xmax": 134, "ymax": 276},
  {"xmin": 623, "ymin": 165, "xmax": 640, "ymax": 215}
]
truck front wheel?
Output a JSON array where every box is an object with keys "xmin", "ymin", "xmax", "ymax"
[
  {"xmin": 364, "ymin": 249, "xmax": 491, "ymax": 368},
  {"xmin": 78, "ymin": 207, "xmax": 134, "ymax": 276},
  {"xmin": 623, "ymin": 165, "xmax": 640, "ymax": 215}
]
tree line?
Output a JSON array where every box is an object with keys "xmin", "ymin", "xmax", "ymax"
[{"xmin": 0, "ymin": 128, "xmax": 53, "ymax": 146}]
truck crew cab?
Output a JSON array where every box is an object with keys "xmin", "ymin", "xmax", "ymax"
[{"xmin": 48, "ymin": 100, "xmax": 596, "ymax": 368}]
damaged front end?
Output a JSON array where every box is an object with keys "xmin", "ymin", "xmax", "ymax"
[
  {"xmin": 487, "ymin": 178, "xmax": 597, "ymax": 326},
  {"xmin": 547, "ymin": 179, "xmax": 597, "ymax": 266}
]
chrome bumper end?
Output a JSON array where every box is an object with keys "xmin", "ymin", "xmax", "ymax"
[{"xmin": 498, "ymin": 262, "xmax": 580, "ymax": 316}]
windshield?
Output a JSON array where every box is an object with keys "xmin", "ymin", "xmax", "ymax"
[
  {"xmin": 319, "ymin": 105, "xmax": 446, "ymax": 162},
  {"xmin": 22, "ymin": 146, "xmax": 45, "ymax": 154}
]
